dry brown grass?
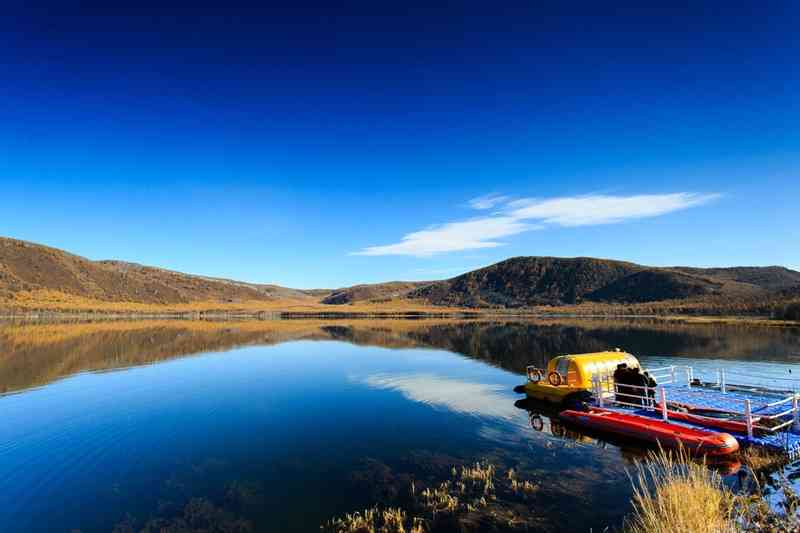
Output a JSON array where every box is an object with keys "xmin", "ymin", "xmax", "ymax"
[
  {"xmin": 4, "ymin": 289, "xmax": 797, "ymax": 325},
  {"xmin": 626, "ymin": 447, "xmax": 800, "ymax": 533},
  {"xmin": 418, "ymin": 462, "xmax": 499, "ymax": 517},
  {"xmin": 626, "ymin": 448, "xmax": 736, "ymax": 533},
  {"xmin": 506, "ymin": 468, "xmax": 538, "ymax": 495},
  {"xmin": 740, "ymin": 447, "xmax": 788, "ymax": 473},
  {"xmin": 1, "ymin": 289, "xmax": 477, "ymax": 316},
  {"xmin": 322, "ymin": 507, "xmax": 425, "ymax": 533},
  {"xmin": 322, "ymin": 461, "xmax": 540, "ymax": 532},
  {"xmin": 6, "ymin": 289, "xmax": 798, "ymax": 326}
]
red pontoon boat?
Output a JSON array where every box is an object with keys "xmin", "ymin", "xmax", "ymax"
[
  {"xmin": 559, "ymin": 407, "xmax": 740, "ymax": 456},
  {"xmin": 661, "ymin": 402, "xmax": 760, "ymax": 435}
]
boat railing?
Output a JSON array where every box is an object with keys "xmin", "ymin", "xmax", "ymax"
[
  {"xmin": 642, "ymin": 364, "xmax": 800, "ymax": 394},
  {"xmin": 645, "ymin": 365, "xmax": 694, "ymax": 386},
  {"xmin": 591, "ymin": 371, "xmax": 800, "ymax": 440},
  {"xmin": 649, "ymin": 364, "xmax": 800, "ymax": 394},
  {"xmin": 753, "ymin": 395, "xmax": 800, "ymax": 433},
  {"xmin": 610, "ymin": 382, "xmax": 658, "ymax": 410},
  {"xmin": 592, "ymin": 373, "xmax": 658, "ymax": 410},
  {"xmin": 645, "ymin": 365, "xmax": 674, "ymax": 383},
  {"xmin": 712, "ymin": 368, "xmax": 800, "ymax": 394}
]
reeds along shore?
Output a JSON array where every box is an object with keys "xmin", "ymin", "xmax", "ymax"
[
  {"xmin": 319, "ymin": 448, "xmax": 798, "ymax": 533},
  {"xmin": 321, "ymin": 462, "xmax": 540, "ymax": 532},
  {"xmin": 626, "ymin": 447, "xmax": 799, "ymax": 533}
]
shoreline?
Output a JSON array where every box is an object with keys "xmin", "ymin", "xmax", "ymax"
[{"xmin": 0, "ymin": 309, "xmax": 797, "ymax": 327}]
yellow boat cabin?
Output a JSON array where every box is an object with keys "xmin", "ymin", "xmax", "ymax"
[{"xmin": 523, "ymin": 350, "xmax": 640, "ymax": 403}]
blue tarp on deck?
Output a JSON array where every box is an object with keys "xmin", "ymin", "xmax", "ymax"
[
  {"xmin": 662, "ymin": 382, "xmax": 793, "ymax": 417},
  {"xmin": 594, "ymin": 382, "xmax": 800, "ymax": 460}
]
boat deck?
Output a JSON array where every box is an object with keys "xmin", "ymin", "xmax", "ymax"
[
  {"xmin": 662, "ymin": 382, "xmax": 792, "ymax": 417},
  {"xmin": 591, "ymin": 375, "xmax": 800, "ymax": 461},
  {"xmin": 599, "ymin": 404, "xmax": 800, "ymax": 460}
]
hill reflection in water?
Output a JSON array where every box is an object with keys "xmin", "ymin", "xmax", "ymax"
[
  {"xmin": 0, "ymin": 317, "xmax": 795, "ymax": 532},
  {"xmin": 1, "ymin": 317, "xmax": 798, "ymax": 396}
]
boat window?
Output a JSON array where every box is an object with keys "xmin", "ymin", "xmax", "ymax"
[
  {"xmin": 567, "ymin": 361, "xmax": 579, "ymax": 385},
  {"xmin": 556, "ymin": 358, "xmax": 570, "ymax": 382}
]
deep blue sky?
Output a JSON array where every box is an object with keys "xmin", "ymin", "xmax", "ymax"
[{"xmin": 2, "ymin": 2, "xmax": 798, "ymax": 288}]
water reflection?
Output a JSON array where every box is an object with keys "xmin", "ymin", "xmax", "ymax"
[
  {"xmin": 0, "ymin": 318, "xmax": 797, "ymax": 531},
  {"xmin": 512, "ymin": 397, "xmax": 744, "ymax": 476},
  {"xmin": 1, "ymin": 318, "xmax": 799, "ymax": 396},
  {"xmin": 356, "ymin": 373, "xmax": 520, "ymax": 422},
  {"xmin": 0, "ymin": 330, "xmax": 633, "ymax": 532}
]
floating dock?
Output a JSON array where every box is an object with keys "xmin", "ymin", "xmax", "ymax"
[{"xmin": 590, "ymin": 365, "xmax": 800, "ymax": 461}]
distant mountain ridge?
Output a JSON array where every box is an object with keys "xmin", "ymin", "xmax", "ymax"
[
  {"xmin": 1, "ymin": 236, "xmax": 799, "ymax": 311},
  {"xmin": 0, "ymin": 237, "xmax": 314, "ymax": 305},
  {"xmin": 329, "ymin": 257, "xmax": 800, "ymax": 308},
  {"xmin": 321, "ymin": 281, "xmax": 428, "ymax": 304},
  {"xmin": 411, "ymin": 257, "xmax": 641, "ymax": 307}
]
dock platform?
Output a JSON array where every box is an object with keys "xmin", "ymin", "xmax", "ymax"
[{"xmin": 591, "ymin": 365, "xmax": 800, "ymax": 461}]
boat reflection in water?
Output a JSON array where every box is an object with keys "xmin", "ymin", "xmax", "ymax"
[{"xmin": 513, "ymin": 397, "xmax": 743, "ymax": 476}]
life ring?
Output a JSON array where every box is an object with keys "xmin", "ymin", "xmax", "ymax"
[
  {"xmin": 550, "ymin": 421, "xmax": 566, "ymax": 438},
  {"xmin": 528, "ymin": 368, "xmax": 544, "ymax": 383},
  {"xmin": 548, "ymin": 371, "xmax": 563, "ymax": 387},
  {"xmin": 530, "ymin": 414, "xmax": 544, "ymax": 432}
]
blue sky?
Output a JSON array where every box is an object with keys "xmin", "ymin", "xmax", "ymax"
[{"xmin": 1, "ymin": 3, "xmax": 798, "ymax": 288}]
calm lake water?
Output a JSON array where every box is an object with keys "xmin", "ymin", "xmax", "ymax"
[{"xmin": 0, "ymin": 319, "xmax": 798, "ymax": 532}]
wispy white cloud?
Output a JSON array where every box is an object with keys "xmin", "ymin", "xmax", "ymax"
[
  {"xmin": 468, "ymin": 193, "xmax": 511, "ymax": 210},
  {"xmin": 507, "ymin": 193, "xmax": 720, "ymax": 227},
  {"xmin": 353, "ymin": 216, "xmax": 536, "ymax": 257},
  {"xmin": 353, "ymin": 192, "xmax": 719, "ymax": 257}
]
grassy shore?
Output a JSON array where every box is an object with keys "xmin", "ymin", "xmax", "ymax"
[
  {"xmin": 2, "ymin": 289, "xmax": 799, "ymax": 326},
  {"xmin": 318, "ymin": 448, "xmax": 799, "ymax": 532},
  {"xmin": 626, "ymin": 448, "xmax": 798, "ymax": 533},
  {"xmin": 0, "ymin": 289, "xmax": 481, "ymax": 317}
]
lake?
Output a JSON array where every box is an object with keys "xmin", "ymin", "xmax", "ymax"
[{"xmin": 0, "ymin": 318, "xmax": 798, "ymax": 532}]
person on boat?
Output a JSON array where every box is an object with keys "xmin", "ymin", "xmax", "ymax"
[
  {"xmin": 643, "ymin": 371, "xmax": 657, "ymax": 401},
  {"xmin": 614, "ymin": 365, "xmax": 655, "ymax": 407},
  {"xmin": 614, "ymin": 363, "xmax": 637, "ymax": 405}
]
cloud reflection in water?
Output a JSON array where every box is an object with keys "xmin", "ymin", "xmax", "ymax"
[{"xmin": 356, "ymin": 372, "xmax": 521, "ymax": 423}]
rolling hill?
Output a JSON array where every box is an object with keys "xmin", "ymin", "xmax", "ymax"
[
  {"xmin": 1, "ymin": 236, "xmax": 799, "ymax": 315},
  {"xmin": 321, "ymin": 281, "xmax": 428, "ymax": 304},
  {"xmin": 409, "ymin": 257, "xmax": 641, "ymax": 307},
  {"xmin": 331, "ymin": 257, "xmax": 800, "ymax": 308},
  {"xmin": 0, "ymin": 237, "xmax": 314, "ymax": 305},
  {"xmin": 404, "ymin": 257, "xmax": 798, "ymax": 308}
]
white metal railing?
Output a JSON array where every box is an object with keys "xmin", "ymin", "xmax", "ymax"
[
  {"xmin": 676, "ymin": 366, "xmax": 800, "ymax": 394},
  {"xmin": 590, "ymin": 370, "xmax": 800, "ymax": 442},
  {"xmin": 715, "ymin": 367, "xmax": 800, "ymax": 385},
  {"xmin": 645, "ymin": 365, "xmax": 694, "ymax": 386},
  {"xmin": 649, "ymin": 364, "xmax": 798, "ymax": 396},
  {"xmin": 592, "ymin": 373, "xmax": 658, "ymax": 411}
]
